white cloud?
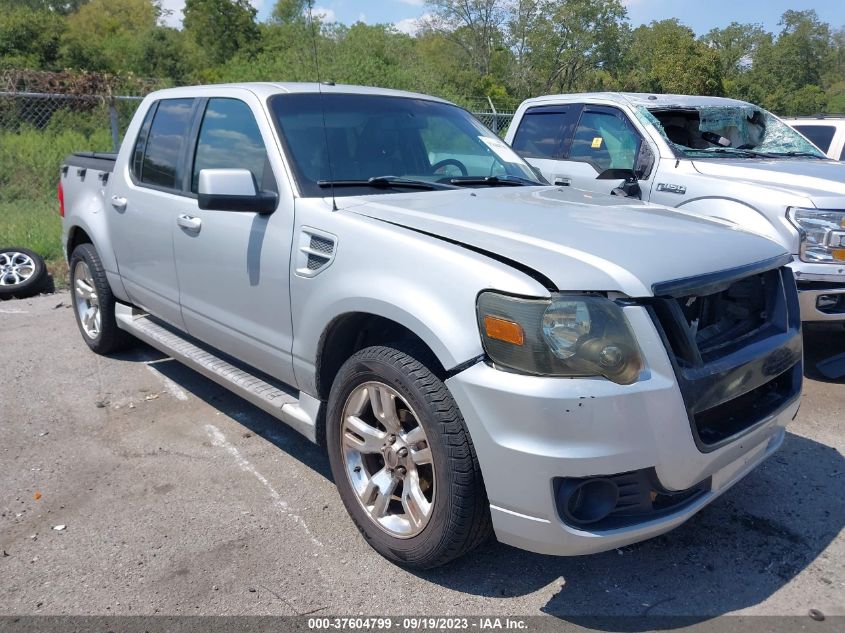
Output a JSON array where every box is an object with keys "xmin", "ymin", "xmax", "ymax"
[
  {"xmin": 394, "ymin": 13, "xmax": 431, "ymax": 36},
  {"xmin": 159, "ymin": 0, "xmax": 264, "ymax": 28},
  {"xmin": 312, "ymin": 6, "xmax": 336, "ymax": 22},
  {"xmin": 397, "ymin": 0, "xmax": 425, "ymax": 6}
]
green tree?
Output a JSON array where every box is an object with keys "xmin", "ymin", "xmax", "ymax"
[
  {"xmin": 700, "ymin": 22, "xmax": 767, "ymax": 78},
  {"xmin": 7, "ymin": 0, "xmax": 89, "ymax": 14},
  {"xmin": 183, "ymin": 0, "xmax": 260, "ymax": 66},
  {"xmin": 425, "ymin": 0, "xmax": 508, "ymax": 77},
  {"xmin": 519, "ymin": 0, "xmax": 628, "ymax": 95},
  {"xmin": 271, "ymin": 0, "xmax": 309, "ymax": 24},
  {"xmin": 59, "ymin": 0, "xmax": 161, "ymax": 73},
  {"xmin": 620, "ymin": 19, "xmax": 722, "ymax": 95},
  {"xmin": 0, "ymin": 5, "xmax": 65, "ymax": 70}
]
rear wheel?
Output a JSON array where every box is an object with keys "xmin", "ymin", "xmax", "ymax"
[
  {"xmin": 69, "ymin": 243, "xmax": 133, "ymax": 354},
  {"xmin": 326, "ymin": 344, "xmax": 491, "ymax": 568}
]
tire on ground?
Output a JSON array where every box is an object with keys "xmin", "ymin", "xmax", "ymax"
[
  {"xmin": 69, "ymin": 243, "xmax": 134, "ymax": 355},
  {"xmin": 0, "ymin": 247, "xmax": 48, "ymax": 299},
  {"xmin": 326, "ymin": 343, "xmax": 492, "ymax": 569}
]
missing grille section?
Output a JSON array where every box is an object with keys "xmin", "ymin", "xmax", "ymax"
[
  {"xmin": 679, "ymin": 272, "xmax": 771, "ymax": 360},
  {"xmin": 694, "ymin": 363, "xmax": 799, "ymax": 445}
]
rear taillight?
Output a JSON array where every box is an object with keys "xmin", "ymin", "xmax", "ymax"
[{"xmin": 58, "ymin": 181, "xmax": 65, "ymax": 217}]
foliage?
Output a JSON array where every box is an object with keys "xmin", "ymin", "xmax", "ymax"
[{"xmin": 0, "ymin": 0, "xmax": 844, "ymax": 114}]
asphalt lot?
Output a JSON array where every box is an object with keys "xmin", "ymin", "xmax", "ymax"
[{"xmin": 1, "ymin": 291, "xmax": 843, "ymax": 623}]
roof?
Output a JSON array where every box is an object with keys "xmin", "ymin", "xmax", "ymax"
[
  {"xmin": 520, "ymin": 92, "xmax": 756, "ymax": 110},
  {"xmin": 144, "ymin": 82, "xmax": 454, "ymax": 105}
]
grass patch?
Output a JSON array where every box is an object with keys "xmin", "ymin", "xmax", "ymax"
[{"xmin": 0, "ymin": 196, "xmax": 67, "ymax": 288}]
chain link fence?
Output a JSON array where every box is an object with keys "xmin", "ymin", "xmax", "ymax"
[{"xmin": 0, "ymin": 91, "xmax": 143, "ymax": 151}]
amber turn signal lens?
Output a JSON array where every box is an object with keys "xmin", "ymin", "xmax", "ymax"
[
  {"xmin": 483, "ymin": 315, "xmax": 525, "ymax": 345},
  {"xmin": 832, "ymin": 249, "xmax": 845, "ymax": 261}
]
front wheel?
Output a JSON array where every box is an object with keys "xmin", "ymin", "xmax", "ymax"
[
  {"xmin": 326, "ymin": 344, "xmax": 491, "ymax": 568},
  {"xmin": 69, "ymin": 243, "xmax": 134, "ymax": 355}
]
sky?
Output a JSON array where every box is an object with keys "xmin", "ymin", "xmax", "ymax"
[{"xmin": 159, "ymin": 0, "xmax": 845, "ymax": 35}]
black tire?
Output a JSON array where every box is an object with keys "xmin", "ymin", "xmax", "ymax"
[
  {"xmin": 326, "ymin": 344, "xmax": 492, "ymax": 569},
  {"xmin": 0, "ymin": 247, "xmax": 48, "ymax": 299},
  {"xmin": 69, "ymin": 243, "xmax": 134, "ymax": 355}
]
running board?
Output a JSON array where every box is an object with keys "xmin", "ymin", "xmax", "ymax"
[{"xmin": 115, "ymin": 304, "xmax": 319, "ymax": 443}]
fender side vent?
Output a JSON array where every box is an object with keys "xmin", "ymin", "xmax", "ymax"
[{"xmin": 296, "ymin": 228, "xmax": 337, "ymax": 277}]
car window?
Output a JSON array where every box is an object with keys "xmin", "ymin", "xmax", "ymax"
[
  {"xmin": 568, "ymin": 109, "xmax": 641, "ymax": 173},
  {"xmin": 139, "ymin": 98, "xmax": 194, "ymax": 190},
  {"xmin": 192, "ymin": 98, "xmax": 272, "ymax": 193},
  {"xmin": 269, "ymin": 93, "xmax": 540, "ymax": 197},
  {"xmin": 131, "ymin": 104, "xmax": 157, "ymax": 180},
  {"xmin": 793, "ymin": 125, "xmax": 836, "ymax": 153},
  {"xmin": 840, "ymin": 143, "xmax": 845, "ymax": 161},
  {"xmin": 511, "ymin": 106, "xmax": 578, "ymax": 160}
]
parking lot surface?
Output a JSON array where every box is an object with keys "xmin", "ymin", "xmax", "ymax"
[{"xmin": 1, "ymin": 292, "xmax": 843, "ymax": 622}]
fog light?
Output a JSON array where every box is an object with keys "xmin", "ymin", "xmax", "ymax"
[
  {"xmin": 558, "ymin": 478, "xmax": 619, "ymax": 525},
  {"xmin": 817, "ymin": 295, "xmax": 840, "ymax": 310}
]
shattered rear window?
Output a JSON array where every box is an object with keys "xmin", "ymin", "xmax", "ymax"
[{"xmin": 643, "ymin": 104, "xmax": 826, "ymax": 159}]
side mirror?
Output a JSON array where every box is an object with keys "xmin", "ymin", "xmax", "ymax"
[
  {"xmin": 197, "ymin": 168, "xmax": 277, "ymax": 214},
  {"xmin": 596, "ymin": 168, "xmax": 641, "ymax": 199}
]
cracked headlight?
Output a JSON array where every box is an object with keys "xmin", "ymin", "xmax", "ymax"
[
  {"xmin": 787, "ymin": 207, "xmax": 845, "ymax": 262},
  {"xmin": 476, "ymin": 292, "xmax": 643, "ymax": 384}
]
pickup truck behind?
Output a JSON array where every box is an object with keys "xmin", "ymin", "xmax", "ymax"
[
  {"xmin": 61, "ymin": 83, "xmax": 801, "ymax": 568},
  {"xmin": 505, "ymin": 93, "xmax": 845, "ymax": 325}
]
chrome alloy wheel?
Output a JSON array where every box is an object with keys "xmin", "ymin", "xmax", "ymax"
[
  {"xmin": 73, "ymin": 260, "xmax": 101, "ymax": 339},
  {"xmin": 0, "ymin": 251, "xmax": 36, "ymax": 287},
  {"xmin": 341, "ymin": 381, "xmax": 435, "ymax": 538}
]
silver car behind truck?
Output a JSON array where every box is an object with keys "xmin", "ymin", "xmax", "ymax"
[{"xmin": 60, "ymin": 83, "xmax": 802, "ymax": 567}]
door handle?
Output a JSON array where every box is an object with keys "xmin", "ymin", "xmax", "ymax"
[
  {"xmin": 177, "ymin": 214, "xmax": 202, "ymax": 232},
  {"xmin": 110, "ymin": 195, "xmax": 127, "ymax": 211}
]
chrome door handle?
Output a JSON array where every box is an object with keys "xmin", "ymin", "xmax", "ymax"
[
  {"xmin": 110, "ymin": 195, "xmax": 127, "ymax": 210},
  {"xmin": 177, "ymin": 214, "xmax": 202, "ymax": 231}
]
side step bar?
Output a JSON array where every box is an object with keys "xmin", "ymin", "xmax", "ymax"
[{"xmin": 115, "ymin": 304, "xmax": 320, "ymax": 443}]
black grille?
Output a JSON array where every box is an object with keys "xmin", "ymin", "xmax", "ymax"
[{"xmin": 648, "ymin": 266, "xmax": 802, "ymax": 451}]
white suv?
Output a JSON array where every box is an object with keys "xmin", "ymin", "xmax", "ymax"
[{"xmin": 785, "ymin": 115, "xmax": 845, "ymax": 160}]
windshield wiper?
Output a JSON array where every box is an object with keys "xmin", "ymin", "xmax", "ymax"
[
  {"xmin": 447, "ymin": 175, "xmax": 542, "ymax": 187},
  {"xmin": 758, "ymin": 151, "xmax": 827, "ymax": 159},
  {"xmin": 317, "ymin": 176, "xmax": 458, "ymax": 191},
  {"xmin": 686, "ymin": 147, "xmax": 761, "ymax": 158}
]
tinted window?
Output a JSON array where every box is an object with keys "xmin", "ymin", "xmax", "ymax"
[
  {"xmin": 568, "ymin": 108, "xmax": 640, "ymax": 172},
  {"xmin": 793, "ymin": 125, "xmax": 836, "ymax": 153},
  {"xmin": 840, "ymin": 143, "xmax": 845, "ymax": 161},
  {"xmin": 192, "ymin": 98, "xmax": 270, "ymax": 193},
  {"xmin": 511, "ymin": 107, "xmax": 578, "ymax": 159},
  {"xmin": 269, "ymin": 93, "xmax": 540, "ymax": 197},
  {"xmin": 140, "ymin": 98, "xmax": 194, "ymax": 189},
  {"xmin": 131, "ymin": 104, "xmax": 156, "ymax": 180}
]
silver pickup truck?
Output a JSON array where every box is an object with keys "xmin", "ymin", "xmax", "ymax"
[
  {"xmin": 60, "ymin": 83, "xmax": 802, "ymax": 568},
  {"xmin": 506, "ymin": 93, "xmax": 845, "ymax": 324}
]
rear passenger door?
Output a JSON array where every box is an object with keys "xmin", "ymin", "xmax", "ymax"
[
  {"xmin": 109, "ymin": 97, "xmax": 197, "ymax": 328},
  {"xmin": 173, "ymin": 95, "xmax": 297, "ymax": 386}
]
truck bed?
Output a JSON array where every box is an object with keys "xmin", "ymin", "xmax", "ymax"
[{"xmin": 64, "ymin": 152, "xmax": 117, "ymax": 173}]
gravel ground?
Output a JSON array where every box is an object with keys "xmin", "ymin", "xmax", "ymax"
[{"xmin": 0, "ymin": 291, "xmax": 842, "ymax": 623}]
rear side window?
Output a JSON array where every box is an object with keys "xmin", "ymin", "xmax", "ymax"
[
  {"xmin": 192, "ymin": 98, "xmax": 272, "ymax": 193},
  {"xmin": 511, "ymin": 106, "xmax": 578, "ymax": 159},
  {"xmin": 131, "ymin": 105, "xmax": 156, "ymax": 179},
  {"xmin": 138, "ymin": 98, "xmax": 195, "ymax": 189},
  {"xmin": 568, "ymin": 108, "xmax": 641, "ymax": 173},
  {"xmin": 793, "ymin": 125, "xmax": 835, "ymax": 153}
]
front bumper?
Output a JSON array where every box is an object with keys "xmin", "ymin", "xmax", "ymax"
[
  {"xmin": 445, "ymin": 306, "xmax": 799, "ymax": 556},
  {"xmin": 789, "ymin": 259, "xmax": 845, "ymax": 322}
]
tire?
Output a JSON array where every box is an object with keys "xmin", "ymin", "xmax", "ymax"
[
  {"xmin": 326, "ymin": 344, "xmax": 492, "ymax": 569},
  {"xmin": 0, "ymin": 247, "xmax": 48, "ymax": 299},
  {"xmin": 69, "ymin": 243, "xmax": 134, "ymax": 355}
]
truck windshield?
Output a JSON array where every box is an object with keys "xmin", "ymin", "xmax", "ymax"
[
  {"xmin": 645, "ymin": 104, "xmax": 826, "ymax": 159},
  {"xmin": 269, "ymin": 93, "xmax": 544, "ymax": 197}
]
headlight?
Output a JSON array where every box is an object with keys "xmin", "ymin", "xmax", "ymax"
[
  {"xmin": 476, "ymin": 292, "xmax": 643, "ymax": 384},
  {"xmin": 787, "ymin": 207, "xmax": 845, "ymax": 262}
]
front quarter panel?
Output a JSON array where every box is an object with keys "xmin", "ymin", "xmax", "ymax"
[{"xmin": 289, "ymin": 198, "xmax": 550, "ymax": 397}]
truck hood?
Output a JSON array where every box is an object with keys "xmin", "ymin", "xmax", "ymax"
[
  {"xmin": 339, "ymin": 186, "xmax": 788, "ymax": 297},
  {"xmin": 691, "ymin": 158, "xmax": 845, "ymax": 208}
]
